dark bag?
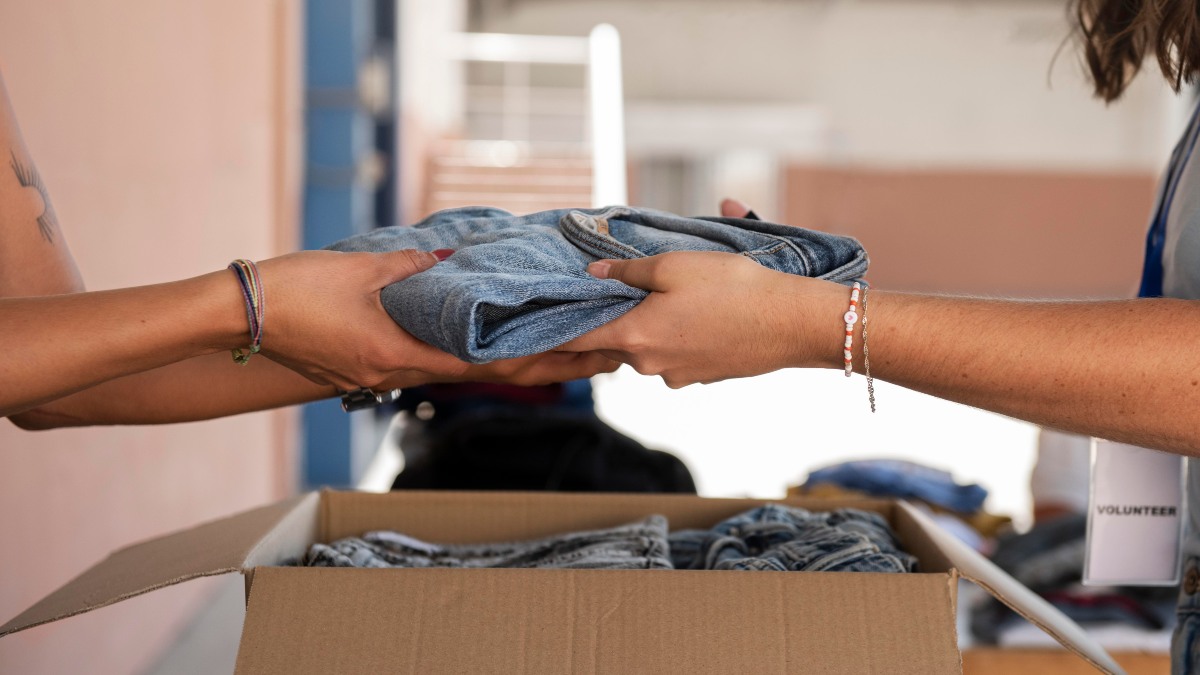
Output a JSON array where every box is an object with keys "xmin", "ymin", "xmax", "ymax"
[{"xmin": 391, "ymin": 410, "xmax": 696, "ymax": 494}]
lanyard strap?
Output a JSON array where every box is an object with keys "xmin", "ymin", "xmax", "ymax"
[{"xmin": 1139, "ymin": 99, "xmax": 1200, "ymax": 298}]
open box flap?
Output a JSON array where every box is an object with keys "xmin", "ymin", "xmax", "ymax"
[
  {"xmin": 0, "ymin": 492, "xmax": 318, "ymax": 638},
  {"xmin": 895, "ymin": 501, "xmax": 1125, "ymax": 675}
]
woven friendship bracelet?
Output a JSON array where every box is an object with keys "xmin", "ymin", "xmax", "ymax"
[
  {"xmin": 842, "ymin": 282, "xmax": 861, "ymax": 377},
  {"xmin": 227, "ymin": 259, "xmax": 264, "ymax": 365},
  {"xmin": 861, "ymin": 284, "xmax": 877, "ymax": 413}
]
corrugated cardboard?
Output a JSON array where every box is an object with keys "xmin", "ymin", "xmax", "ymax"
[
  {"xmin": 964, "ymin": 648, "xmax": 1168, "ymax": 675},
  {"xmin": 1, "ymin": 490, "xmax": 1125, "ymax": 674}
]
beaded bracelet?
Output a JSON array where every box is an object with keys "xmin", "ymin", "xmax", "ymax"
[
  {"xmin": 227, "ymin": 259, "xmax": 265, "ymax": 365},
  {"xmin": 843, "ymin": 282, "xmax": 861, "ymax": 377}
]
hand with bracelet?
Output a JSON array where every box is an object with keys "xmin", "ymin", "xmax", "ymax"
[
  {"xmin": 0, "ymin": 70, "xmax": 615, "ymax": 427},
  {"xmin": 560, "ymin": 197, "xmax": 1200, "ymax": 456},
  {"xmin": 557, "ymin": 199, "xmax": 857, "ymax": 388},
  {"xmin": 1, "ymin": 244, "xmax": 615, "ymax": 426}
]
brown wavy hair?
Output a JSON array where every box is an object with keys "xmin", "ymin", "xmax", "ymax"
[{"xmin": 1075, "ymin": 0, "xmax": 1200, "ymax": 101}]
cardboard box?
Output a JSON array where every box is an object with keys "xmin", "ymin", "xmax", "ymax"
[{"xmin": 1, "ymin": 490, "xmax": 1124, "ymax": 674}]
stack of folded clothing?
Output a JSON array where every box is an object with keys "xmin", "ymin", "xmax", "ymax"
[
  {"xmin": 789, "ymin": 459, "xmax": 1012, "ymax": 552},
  {"xmin": 296, "ymin": 505, "xmax": 917, "ymax": 574}
]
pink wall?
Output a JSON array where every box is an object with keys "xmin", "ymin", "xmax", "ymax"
[
  {"xmin": 0, "ymin": 2, "xmax": 302, "ymax": 673},
  {"xmin": 783, "ymin": 166, "xmax": 1157, "ymax": 299}
]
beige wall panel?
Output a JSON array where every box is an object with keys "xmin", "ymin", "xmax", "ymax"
[{"xmin": 783, "ymin": 166, "xmax": 1155, "ymax": 298}]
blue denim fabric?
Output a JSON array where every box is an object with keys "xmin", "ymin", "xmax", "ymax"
[
  {"xmin": 669, "ymin": 504, "xmax": 917, "ymax": 573},
  {"xmin": 1174, "ymin": 557, "xmax": 1200, "ymax": 674},
  {"xmin": 296, "ymin": 506, "xmax": 915, "ymax": 574},
  {"xmin": 301, "ymin": 516, "xmax": 672, "ymax": 570},
  {"xmin": 327, "ymin": 206, "xmax": 868, "ymax": 362},
  {"xmin": 805, "ymin": 459, "xmax": 987, "ymax": 514}
]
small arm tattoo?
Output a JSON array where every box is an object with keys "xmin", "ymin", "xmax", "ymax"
[{"xmin": 10, "ymin": 151, "xmax": 57, "ymax": 243}]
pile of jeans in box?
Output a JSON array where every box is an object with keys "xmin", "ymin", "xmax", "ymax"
[{"xmin": 296, "ymin": 504, "xmax": 917, "ymax": 574}]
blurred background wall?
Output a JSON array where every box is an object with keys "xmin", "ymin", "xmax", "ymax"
[
  {"xmin": 0, "ymin": 0, "xmax": 1186, "ymax": 671},
  {"xmin": 462, "ymin": 0, "xmax": 1174, "ymax": 298},
  {"xmin": 0, "ymin": 2, "xmax": 302, "ymax": 673}
]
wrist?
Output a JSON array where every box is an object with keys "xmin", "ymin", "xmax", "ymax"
[
  {"xmin": 193, "ymin": 269, "xmax": 258, "ymax": 354},
  {"xmin": 783, "ymin": 277, "xmax": 861, "ymax": 370}
]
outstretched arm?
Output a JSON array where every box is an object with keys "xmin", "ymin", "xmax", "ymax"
[
  {"xmin": 561, "ymin": 205, "xmax": 1200, "ymax": 455},
  {"xmin": 844, "ymin": 291, "xmax": 1198, "ymax": 454},
  {"xmin": 12, "ymin": 344, "xmax": 615, "ymax": 429},
  {"xmin": 1, "ymin": 69, "xmax": 614, "ymax": 427},
  {"xmin": 0, "ymin": 248, "xmax": 478, "ymax": 420}
]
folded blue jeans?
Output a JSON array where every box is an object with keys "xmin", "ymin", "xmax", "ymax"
[
  {"xmin": 669, "ymin": 504, "xmax": 918, "ymax": 573},
  {"xmin": 327, "ymin": 206, "xmax": 868, "ymax": 362},
  {"xmin": 805, "ymin": 459, "xmax": 988, "ymax": 515},
  {"xmin": 296, "ymin": 506, "xmax": 914, "ymax": 574},
  {"xmin": 302, "ymin": 516, "xmax": 672, "ymax": 570}
]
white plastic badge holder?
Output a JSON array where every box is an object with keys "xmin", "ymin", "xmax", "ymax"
[{"xmin": 1084, "ymin": 439, "xmax": 1185, "ymax": 586}]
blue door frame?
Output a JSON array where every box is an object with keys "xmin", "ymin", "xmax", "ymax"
[{"xmin": 302, "ymin": 0, "xmax": 396, "ymax": 487}]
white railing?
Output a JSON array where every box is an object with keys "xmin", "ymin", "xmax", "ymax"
[
  {"xmin": 442, "ymin": 25, "xmax": 627, "ymax": 207},
  {"xmin": 586, "ymin": 25, "xmax": 627, "ymax": 207}
]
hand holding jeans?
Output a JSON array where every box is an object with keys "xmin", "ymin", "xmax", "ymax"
[
  {"xmin": 559, "ymin": 249, "xmax": 848, "ymax": 388},
  {"xmin": 255, "ymin": 249, "xmax": 471, "ymax": 391},
  {"xmin": 558, "ymin": 198, "xmax": 850, "ymax": 388},
  {"xmin": 261, "ymin": 249, "xmax": 618, "ymax": 392}
]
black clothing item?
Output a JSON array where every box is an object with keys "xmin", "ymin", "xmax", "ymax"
[{"xmin": 391, "ymin": 410, "xmax": 696, "ymax": 494}]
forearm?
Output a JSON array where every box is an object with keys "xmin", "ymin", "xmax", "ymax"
[
  {"xmin": 817, "ymin": 291, "xmax": 1200, "ymax": 454},
  {"xmin": 568, "ymin": 251, "xmax": 1200, "ymax": 454},
  {"xmin": 10, "ymin": 352, "xmax": 338, "ymax": 428},
  {"xmin": 0, "ymin": 270, "xmax": 249, "ymax": 417},
  {"xmin": 11, "ymin": 340, "xmax": 621, "ymax": 428}
]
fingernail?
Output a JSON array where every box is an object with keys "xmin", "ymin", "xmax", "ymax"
[
  {"xmin": 588, "ymin": 261, "xmax": 611, "ymax": 279},
  {"xmin": 432, "ymin": 249, "xmax": 455, "ymax": 261}
]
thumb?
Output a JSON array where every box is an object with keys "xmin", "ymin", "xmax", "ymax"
[
  {"xmin": 587, "ymin": 257, "xmax": 666, "ymax": 292},
  {"xmin": 376, "ymin": 249, "xmax": 439, "ymax": 285},
  {"xmin": 720, "ymin": 198, "xmax": 752, "ymax": 218}
]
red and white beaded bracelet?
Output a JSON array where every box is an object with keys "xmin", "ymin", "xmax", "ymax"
[{"xmin": 843, "ymin": 281, "xmax": 861, "ymax": 377}]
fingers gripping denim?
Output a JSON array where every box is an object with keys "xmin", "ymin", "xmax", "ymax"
[
  {"xmin": 326, "ymin": 206, "xmax": 869, "ymax": 362},
  {"xmin": 669, "ymin": 505, "xmax": 918, "ymax": 573}
]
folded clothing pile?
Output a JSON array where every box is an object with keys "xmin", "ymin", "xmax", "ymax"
[
  {"xmin": 791, "ymin": 459, "xmax": 1012, "ymax": 552},
  {"xmin": 298, "ymin": 504, "xmax": 917, "ymax": 574},
  {"xmin": 800, "ymin": 459, "xmax": 987, "ymax": 514}
]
